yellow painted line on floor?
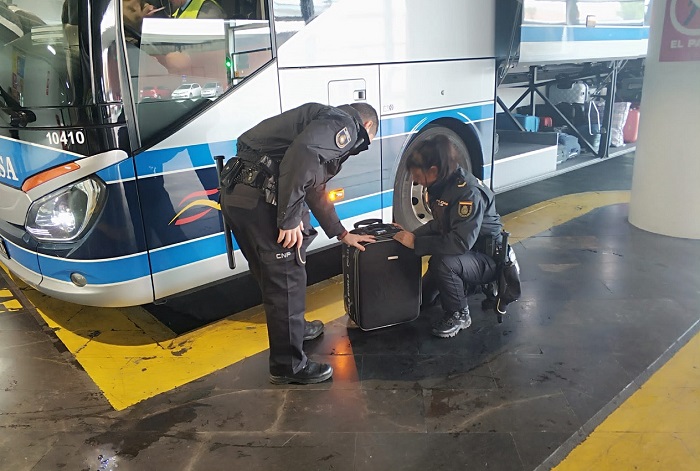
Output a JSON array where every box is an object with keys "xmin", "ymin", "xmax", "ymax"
[
  {"xmin": 553, "ymin": 329, "xmax": 700, "ymax": 470},
  {"xmin": 0, "ymin": 287, "xmax": 22, "ymax": 312},
  {"xmin": 503, "ymin": 191, "xmax": 631, "ymax": 244},
  {"xmin": 1, "ymin": 191, "xmax": 630, "ymax": 410},
  {"xmin": 12, "ymin": 277, "xmax": 345, "ymax": 411}
]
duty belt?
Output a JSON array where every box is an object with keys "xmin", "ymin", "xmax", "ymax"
[
  {"xmin": 223, "ymin": 155, "xmax": 279, "ymax": 206},
  {"xmin": 474, "ymin": 234, "xmax": 503, "ymax": 258}
]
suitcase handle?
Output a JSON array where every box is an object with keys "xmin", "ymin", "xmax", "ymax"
[
  {"xmin": 353, "ymin": 218, "xmax": 383, "ymax": 229},
  {"xmin": 351, "ymin": 219, "xmax": 400, "ymax": 238}
]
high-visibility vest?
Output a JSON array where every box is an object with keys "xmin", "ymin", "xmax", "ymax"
[{"xmin": 172, "ymin": 0, "xmax": 221, "ymax": 19}]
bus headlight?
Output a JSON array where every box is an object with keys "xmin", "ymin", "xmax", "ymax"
[{"xmin": 26, "ymin": 178, "xmax": 105, "ymax": 241}]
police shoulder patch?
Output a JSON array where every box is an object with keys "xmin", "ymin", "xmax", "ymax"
[
  {"xmin": 458, "ymin": 201, "xmax": 473, "ymax": 218},
  {"xmin": 335, "ymin": 127, "xmax": 351, "ymax": 149}
]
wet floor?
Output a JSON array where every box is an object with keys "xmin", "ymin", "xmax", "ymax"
[{"xmin": 2, "ymin": 155, "xmax": 700, "ymax": 470}]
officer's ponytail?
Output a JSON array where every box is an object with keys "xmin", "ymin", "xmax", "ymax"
[{"xmin": 405, "ymin": 134, "xmax": 459, "ymax": 183}]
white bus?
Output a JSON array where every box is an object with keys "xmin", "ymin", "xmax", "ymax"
[{"xmin": 0, "ymin": 0, "xmax": 648, "ymax": 307}]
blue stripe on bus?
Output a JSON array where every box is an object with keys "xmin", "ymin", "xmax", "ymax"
[
  {"xmin": 149, "ymin": 235, "xmax": 233, "ymax": 273},
  {"xmin": 521, "ymin": 25, "xmax": 649, "ymax": 43},
  {"xmin": 7, "ymin": 169, "xmax": 393, "ymax": 285},
  {"xmin": 0, "ymin": 136, "xmax": 81, "ymax": 189},
  {"xmin": 4, "ymin": 239, "xmax": 40, "ymax": 273},
  {"xmin": 134, "ymin": 104, "xmax": 493, "ymax": 179},
  {"xmin": 308, "ymin": 191, "xmax": 389, "ymax": 230},
  {"xmin": 136, "ymin": 140, "xmax": 237, "ymax": 177},
  {"xmin": 96, "ymin": 159, "xmax": 137, "ymax": 183},
  {"xmin": 37, "ymin": 252, "xmax": 151, "ymax": 284},
  {"xmin": 150, "ymin": 191, "xmax": 393, "ymax": 274},
  {"xmin": 380, "ymin": 104, "xmax": 494, "ymax": 137},
  {"xmin": 483, "ymin": 165, "xmax": 492, "ymax": 181}
]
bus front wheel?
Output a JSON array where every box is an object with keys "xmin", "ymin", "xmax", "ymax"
[{"xmin": 392, "ymin": 125, "xmax": 472, "ymax": 232}]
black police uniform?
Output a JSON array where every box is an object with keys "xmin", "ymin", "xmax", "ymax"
[
  {"xmin": 413, "ymin": 167, "xmax": 504, "ymax": 316},
  {"xmin": 221, "ymin": 103, "xmax": 370, "ymax": 377}
]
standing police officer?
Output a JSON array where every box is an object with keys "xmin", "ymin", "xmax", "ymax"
[
  {"xmin": 394, "ymin": 134, "xmax": 504, "ymax": 338},
  {"xmin": 221, "ymin": 102, "xmax": 379, "ymax": 384}
]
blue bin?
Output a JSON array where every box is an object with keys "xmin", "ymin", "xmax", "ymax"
[{"xmin": 497, "ymin": 113, "xmax": 540, "ymax": 132}]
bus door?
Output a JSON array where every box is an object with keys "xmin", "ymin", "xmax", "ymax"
[{"xmin": 127, "ymin": 2, "xmax": 280, "ymax": 301}]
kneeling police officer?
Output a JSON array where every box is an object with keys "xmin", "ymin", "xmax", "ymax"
[
  {"xmin": 394, "ymin": 134, "xmax": 505, "ymax": 338},
  {"xmin": 220, "ymin": 102, "xmax": 378, "ymax": 384}
]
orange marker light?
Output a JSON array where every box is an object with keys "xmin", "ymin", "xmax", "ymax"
[
  {"xmin": 22, "ymin": 163, "xmax": 81, "ymax": 192},
  {"xmin": 328, "ymin": 188, "xmax": 345, "ymax": 202}
]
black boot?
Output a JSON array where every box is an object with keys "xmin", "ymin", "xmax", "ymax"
[
  {"xmin": 303, "ymin": 319, "xmax": 324, "ymax": 341},
  {"xmin": 432, "ymin": 307, "xmax": 472, "ymax": 338},
  {"xmin": 269, "ymin": 361, "xmax": 333, "ymax": 385}
]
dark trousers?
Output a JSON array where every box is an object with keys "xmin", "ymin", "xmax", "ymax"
[
  {"xmin": 422, "ymin": 251, "xmax": 498, "ymax": 313},
  {"xmin": 222, "ymin": 185, "xmax": 317, "ymax": 375}
]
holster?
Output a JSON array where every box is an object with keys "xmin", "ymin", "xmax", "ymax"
[
  {"xmin": 220, "ymin": 154, "xmax": 279, "ymax": 206},
  {"xmin": 473, "ymin": 234, "xmax": 503, "ymax": 258}
]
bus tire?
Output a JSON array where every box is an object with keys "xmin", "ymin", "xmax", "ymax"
[{"xmin": 393, "ymin": 125, "xmax": 472, "ymax": 232}]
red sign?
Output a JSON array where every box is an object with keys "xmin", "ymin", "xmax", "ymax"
[{"xmin": 660, "ymin": 0, "xmax": 700, "ymax": 62}]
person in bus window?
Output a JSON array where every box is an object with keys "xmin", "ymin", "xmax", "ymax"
[
  {"xmin": 393, "ymin": 135, "xmax": 505, "ymax": 338},
  {"xmin": 141, "ymin": 0, "xmax": 170, "ymax": 17},
  {"xmin": 220, "ymin": 102, "xmax": 379, "ymax": 385},
  {"xmin": 122, "ymin": 0, "xmax": 169, "ymax": 85},
  {"xmin": 169, "ymin": 0, "xmax": 225, "ymax": 19}
]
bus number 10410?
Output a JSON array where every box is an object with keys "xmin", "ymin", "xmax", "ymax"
[{"xmin": 46, "ymin": 131, "xmax": 86, "ymax": 146}]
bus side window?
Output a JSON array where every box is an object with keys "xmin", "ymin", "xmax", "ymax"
[{"xmin": 129, "ymin": 0, "xmax": 274, "ymax": 146}]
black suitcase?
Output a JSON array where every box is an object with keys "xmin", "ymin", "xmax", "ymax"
[{"xmin": 342, "ymin": 219, "xmax": 422, "ymax": 330}]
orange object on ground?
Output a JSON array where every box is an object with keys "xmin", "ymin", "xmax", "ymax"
[{"xmin": 623, "ymin": 108, "xmax": 640, "ymax": 143}]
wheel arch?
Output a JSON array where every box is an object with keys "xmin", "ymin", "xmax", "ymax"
[
  {"xmin": 391, "ymin": 119, "xmax": 484, "ymax": 230},
  {"xmin": 430, "ymin": 117, "xmax": 485, "ymax": 180},
  {"xmin": 390, "ymin": 115, "xmax": 486, "ymax": 183}
]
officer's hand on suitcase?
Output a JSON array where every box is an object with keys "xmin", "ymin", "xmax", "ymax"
[
  {"xmin": 393, "ymin": 230, "xmax": 415, "ymax": 249},
  {"xmin": 278, "ymin": 222, "xmax": 305, "ymax": 249},
  {"xmin": 340, "ymin": 232, "xmax": 376, "ymax": 252}
]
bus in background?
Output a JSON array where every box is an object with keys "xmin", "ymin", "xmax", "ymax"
[{"xmin": 0, "ymin": 0, "xmax": 648, "ymax": 307}]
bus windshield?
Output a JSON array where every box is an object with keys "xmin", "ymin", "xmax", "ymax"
[{"xmin": 0, "ymin": 0, "xmax": 91, "ymax": 116}]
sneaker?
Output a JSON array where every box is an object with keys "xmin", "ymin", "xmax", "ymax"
[
  {"xmin": 269, "ymin": 361, "xmax": 333, "ymax": 385},
  {"xmin": 432, "ymin": 307, "xmax": 472, "ymax": 338},
  {"xmin": 303, "ymin": 319, "xmax": 324, "ymax": 341}
]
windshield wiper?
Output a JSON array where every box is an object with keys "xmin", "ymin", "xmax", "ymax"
[{"xmin": 0, "ymin": 84, "xmax": 36, "ymax": 127}]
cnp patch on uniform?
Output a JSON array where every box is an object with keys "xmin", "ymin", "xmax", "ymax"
[
  {"xmin": 458, "ymin": 201, "xmax": 473, "ymax": 218},
  {"xmin": 335, "ymin": 127, "xmax": 351, "ymax": 149}
]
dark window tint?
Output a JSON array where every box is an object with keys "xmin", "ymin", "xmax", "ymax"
[{"xmin": 0, "ymin": 0, "xmax": 91, "ymax": 109}]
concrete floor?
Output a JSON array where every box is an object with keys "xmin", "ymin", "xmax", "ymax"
[{"xmin": 2, "ymin": 154, "xmax": 700, "ymax": 470}]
